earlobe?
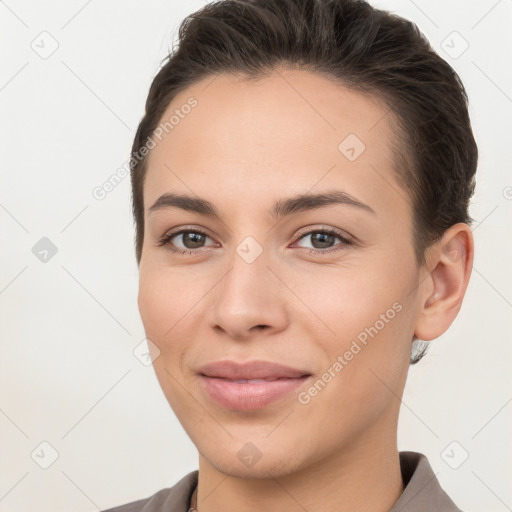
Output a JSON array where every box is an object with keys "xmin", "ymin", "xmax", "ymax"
[{"xmin": 414, "ymin": 223, "xmax": 474, "ymax": 341}]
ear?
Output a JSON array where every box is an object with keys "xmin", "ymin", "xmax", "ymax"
[{"xmin": 414, "ymin": 223, "xmax": 474, "ymax": 341}]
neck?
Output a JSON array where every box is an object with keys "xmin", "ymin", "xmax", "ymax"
[{"xmin": 193, "ymin": 415, "xmax": 405, "ymax": 512}]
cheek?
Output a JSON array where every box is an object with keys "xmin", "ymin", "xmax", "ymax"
[
  {"xmin": 290, "ymin": 260, "xmax": 413, "ymax": 392},
  {"xmin": 137, "ymin": 268, "xmax": 195, "ymax": 356},
  {"xmin": 296, "ymin": 300, "xmax": 410, "ymax": 447},
  {"xmin": 138, "ymin": 270, "xmax": 195, "ymax": 413},
  {"xmin": 288, "ymin": 259, "xmax": 407, "ymax": 339},
  {"xmin": 138, "ymin": 276, "xmax": 167, "ymax": 346}
]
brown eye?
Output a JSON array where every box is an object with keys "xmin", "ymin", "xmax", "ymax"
[
  {"xmin": 157, "ymin": 228, "xmax": 215, "ymax": 255},
  {"xmin": 294, "ymin": 228, "xmax": 353, "ymax": 254},
  {"xmin": 175, "ymin": 231, "xmax": 207, "ymax": 249},
  {"xmin": 309, "ymin": 232, "xmax": 337, "ymax": 249}
]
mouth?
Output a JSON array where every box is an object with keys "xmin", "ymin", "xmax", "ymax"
[{"xmin": 197, "ymin": 360, "xmax": 312, "ymax": 410}]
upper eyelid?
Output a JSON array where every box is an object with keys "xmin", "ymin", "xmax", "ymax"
[
  {"xmin": 294, "ymin": 225, "xmax": 352, "ymax": 240},
  {"xmin": 166, "ymin": 226, "xmax": 216, "ymax": 242}
]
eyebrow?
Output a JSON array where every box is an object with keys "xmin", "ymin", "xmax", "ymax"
[{"xmin": 147, "ymin": 189, "xmax": 376, "ymax": 219}]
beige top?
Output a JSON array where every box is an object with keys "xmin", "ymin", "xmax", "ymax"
[{"xmin": 100, "ymin": 451, "xmax": 463, "ymax": 511}]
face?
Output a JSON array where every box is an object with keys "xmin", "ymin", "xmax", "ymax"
[{"xmin": 138, "ymin": 69, "xmax": 424, "ymax": 478}]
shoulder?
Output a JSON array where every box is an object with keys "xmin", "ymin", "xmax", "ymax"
[{"xmin": 99, "ymin": 470, "xmax": 198, "ymax": 512}]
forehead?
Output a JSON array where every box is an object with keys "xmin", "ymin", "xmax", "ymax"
[{"xmin": 143, "ymin": 68, "xmax": 408, "ymax": 220}]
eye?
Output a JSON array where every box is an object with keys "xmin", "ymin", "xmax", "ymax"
[
  {"xmin": 292, "ymin": 227, "xmax": 353, "ymax": 255},
  {"xmin": 156, "ymin": 226, "xmax": 354, "ymax": 256},
  {"xmin": 157, "ymin": 228, "xmax": 217, "ymax": 255}
]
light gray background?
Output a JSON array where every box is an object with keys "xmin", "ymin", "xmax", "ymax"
[{"xmin": 1, "ymin": 1, "xmax": 511, "ymax": 511}]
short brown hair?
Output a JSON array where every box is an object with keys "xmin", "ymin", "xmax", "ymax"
[{"xmin": 129, "ymin": 0, "xmax": 478, "ymax": 363}]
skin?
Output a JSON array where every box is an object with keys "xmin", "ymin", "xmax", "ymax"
[{"xmin": 137, "ymin": 68, "xmax": 474, "ymax": 512}]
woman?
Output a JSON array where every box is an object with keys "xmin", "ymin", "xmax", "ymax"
[{"xmin": 103, "ymin": 0, "xmax": 477, "ymax": 510}]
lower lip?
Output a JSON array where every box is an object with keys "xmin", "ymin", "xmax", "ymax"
[{"xmin": 199, "ymin": 375, "xmax": 311, "ymax": 410}]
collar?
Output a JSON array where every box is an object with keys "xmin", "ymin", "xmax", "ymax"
[
  {"xmin": 136, "ymin": 451, "xmax": 462, "ymax": 511},
  {"xmin": 389, "ymin": 451, "xmax": 462, "ymax": 511}
]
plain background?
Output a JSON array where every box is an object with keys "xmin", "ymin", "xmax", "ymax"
[{"xmin": 1, "ymin": 0, "xmax": 511, "ymax": 511}]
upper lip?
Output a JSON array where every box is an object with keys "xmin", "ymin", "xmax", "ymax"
[{"xmin": 198, "ymin": 360, "xmax": 311, "ymax": 380}]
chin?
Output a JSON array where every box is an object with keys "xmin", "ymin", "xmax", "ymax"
[
  {"xmin": 199, "ymin": 439, "xmax": 307, "ymax": 479},
  {"xmin": 207, "ymin": 455, "xmax": 299, "ymax": 479}
]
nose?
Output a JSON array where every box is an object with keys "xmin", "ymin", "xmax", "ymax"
[{"xmin": 207, "ymin": 248, "xmax": 289, "ymax": 341}]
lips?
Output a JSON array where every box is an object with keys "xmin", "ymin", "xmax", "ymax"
[
  {"xmin": 197, "ymin": 360, "xmax": 312, "ymax": 410},
  {"xmin": 198, "ymin": 359, "xmax": 311, "ymax": 380}
]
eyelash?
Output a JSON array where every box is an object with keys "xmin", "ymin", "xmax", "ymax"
[{"xmin": 156, "ymin": 226, "xmax": 354, "ymax": 256}]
